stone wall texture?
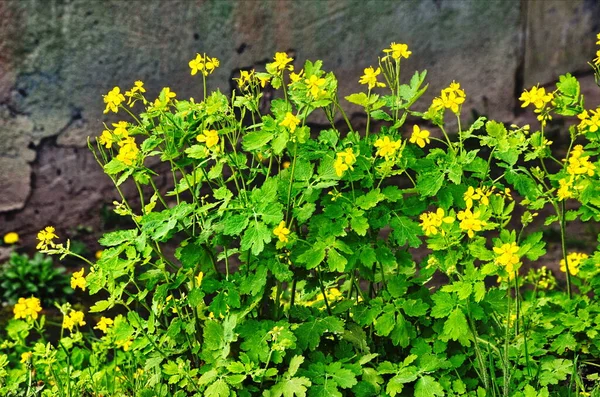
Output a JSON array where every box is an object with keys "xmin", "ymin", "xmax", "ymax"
[{"xmin": 1, "ymin": 0, "xmax": 599, "ymax": 247}]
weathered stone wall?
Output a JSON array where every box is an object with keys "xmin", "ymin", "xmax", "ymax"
[{"xmin": 0, "ymin": 0, "xmax": 599, "ymax": 246}]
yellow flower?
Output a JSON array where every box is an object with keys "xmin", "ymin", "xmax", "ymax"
[
  {"xmin": 196, "ymin": 129, "xmax": 219, "ymax": 148},
  {"xmin": 20, "ymin": 352, "xmax": 32, "ymax": 364},
  {"xmin": 290, "ymin": 70, "xmax": 304, "ymax": 83},
  {"xmin": 566, "ymin": 145, "xmax": 596, "ymax": 176},
  {"xmin": 3, "ymin": 232, "xmax": 19, "ymax": 245},
  {"xmin": 359, "ymin": 66, "xmax": 386, "ymax": 89},
  {"xmin": 103, "ymin": 86, "xmax": 125, "ymax": 114},
  {"xmin": 409, "ymin": 125, "xmax": 430, "ymax": 148},
  {"xmin": 475, "ymin": 186, "xmax": 493, "ymax": 206},
  {"xmin": 519, "ymin": 85, "xmax": 553, "ymax": 110},
  {"xmin": 95, "ymin": 250, "xmax": 103, "ymax": 259},
  {"xmin": 594, "ymin": 49, "xmax": 600, "ymax": 67},
  {"xmin": 280, "ymin": 112, "xmax": 301, "ymax": 133},
  {"xmin": 457, "ymin": 208, "xmax": 486, "ymax": 238},
  {"xmin": 195, "ymin": 272, "xmax": 204, "ymax": 287},
  {"xmin": 116, "ymin": 338, "xmax": 133, "ymax": 351},
  {"xmin": 273, "ymin": 221, "xmax": 290, "ymax": 243},
  {"xmin": 334, "ymin": 148, "xmax": 357, "ymax": 177},
  {"xmin": 189, "ymin": 54, "xmax": 205, "ymax": 76},
  {"xmin": 63, "ymin": 310, "xmax": 86, "ymax": 332},
  {"xmin": 383, "ymin": 42, "xmax": 412, "ymax": 60},
  {"xmin": 112, "ymin": 121, "xmax": 129, "ymax": 140},
  {"xmin": 257, "ymin": 75, "xmax": 271, "ymax": 88},
  {"xmin": 597, "ymin": 33, "xmax": 600, "ymax": 45},
  {"xmin": 205, "ymin": 56, "xmax": 220, "ymax": 73},
  {"xmin": 560, "ymin": 252, "xmax": 588, "ymax": 276},
  {"xmin": 98, "ymin": 129, "xmax": 115, "ymax": 149},
  {"xmin": 493, "ymin": 242, "xmax": 520, "ymax": 274},
  {"xmin": 282, "ymin": 161, "xmax": 291, "ymax": 169},
  {"xmin": 463, "ymin": 186, "xmax": 480, "ymax": 209},
  {"xmin": 419, "ymin": 208, "xmax": 454, "ymax": 236},
  {"xmin": 374, "ymin": 136, "xmax": 402, "ymax": 158},
  {"xmin": 236, "ymin": 69, "xmax": 254, "ymax": 89},
  {"xmin": 13, "ymin": 297, "xmax": 42, "ymax": 321},
  {"xmin": 432, "ymin": 81, "xmax": 466, "ymax": 114},
  {"xmin": 557, "ymin": 178, "xmax": 574, "ymax": 201},
  {"xmin": 116, "ymin": 137, "xmax": 140, "ymax": 166},
  {"xmin": 271, "ymin": 52, "xmax": 293, "ymax": 71},
  {"xmin": 71, "ymin": 268, "xmax": 86, "ymax": 291},
  {"xmin": 94, "ymin": 317, "xmax": 114, "ymax": 333},
  {"xmin": 305, "ymin": 74, "xmax": 326, "ymax": 98},
  {"xmin": 36, "ymin": 226, "xmax": 58, "ymax": 250}
]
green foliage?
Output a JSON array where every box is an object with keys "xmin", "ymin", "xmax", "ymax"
[{"xmin": 5, "ymin": 41, "xmax": 600, "ymax": 397}]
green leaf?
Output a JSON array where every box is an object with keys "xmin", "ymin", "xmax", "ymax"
[
  {"xmin": 370, "ymin": 109, "xmax": 392, "ymax": 121},
  {"xmin": 240, "ymin": 221, "xmax": 271, "ymax": 255},
  {"xmin": 431, "ymin": 292, "xmax": 456, "ymax": 318},
  {"xmin": 417, "ymin": 171, "xmax": 444, "ymax": 197},
  {"xmin": 242, "ymin": 130, "xmax": 273, "ymax": 151},
  {"xmin": 104, "ymin": 159, "xmax": 128, "ymax": 175},
  {"xmin": 99, "ymin": 229, "xmax": 137, "ymax": 247},
  {"xmin": 539, "ymin": 358, "xmax": 572, "ymax": 386},
  {"xmin": 297, "ymin": 242, "xmax": 327, "ymax": 269},
  {"xmin": 345, "ymin": 93, "xmax": 369, "ymax": 107},
  {"xmin": 443, "ymin": 308, "xmax": 470, "ymax": 345},
  {"xmin": 288, "ymin": 355, "xmax": 304, "ymax": 377},
  {"xmin": 270, "ymin": 376, "xmax": 311, "ymax": 397},
  {"xmin": 390, "ymin": 216, "xmax": 422, "ymax": 248},
  {"xmin": 295, "ymin": 316, "xmax": 344, "ymax": 351},
  {"xmin": 349, "ymin": 209, "xmax": 369, "ymax": 236},
  {"xmin": 89, "ymin": 299, "xmax": 112, "ymax": 313},
  {"xmin": 550, "ymin": 332, "xmax": 576, "ymax": 354},
  {"xmin": 205, "ymin": 379, "xmax": 230, "ymax": 397},
  {"xmin": 327, "ymin": 248, "xmax": 347, "ymax": 272},
  {"xmin": 223, "ymin": 214, "xmax": 249, "ymax": 236},
  {"xmin": 374, "ymin": 311, "xmax": 395, "ymax": 337},
  {"xmin": 414, "ymin": 376, "xmax": 444, "ymax": 397},
  {"xmin": 485, "ymin": 120, "xmax": 507, "ymax": 140},
  {"xmin": 386, "ymin": 367, "xmax": 418, "ymax": 396},
  {"xmin": 356, "ymin": 189, "xmax": 383, "ymax": 210},
  {"xmin": 294, "ymin": 203, "xmax": 316, "ymax": 223},
  {"xmin": 327, "ymin": 362, "xmax": 358, "ymax": 389}
]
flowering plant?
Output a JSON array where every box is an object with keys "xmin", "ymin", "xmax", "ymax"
[{"xmin": 4, "ymin": 39, "xmax": 600, "ymax": 396}]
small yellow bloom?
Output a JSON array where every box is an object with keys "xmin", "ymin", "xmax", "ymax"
[
  {"xmin": 290, "ymin": 70, "xmax": 304, "ymax": 83},
  {"xmin": 419, "ymin": 208, "xmax": 454, "ymax": 236},
  {"xmin": 305, "ymin": 74, "xmax": 326, "ymax": 98},
  {"xmin": 195, "ymin": 272, "xmax": 204, "ymax": 287},
  {"xmin": 13, "ymin": 297, "xmax": 42, "ymax": 321},
  {"xmin": 334, "ymin": 157, "xmax": 348, "ymax": 177},
  {"xmin": 457, "ymin": 208, "xmax": 486, "ymax": 238},
  {"xmin": 236, "ymin": 69, "xmax": 254, "ymax": 89},
  {"xmin": 95, "ymin": 250, "xmax": 103, "ymax": 259},
  {"xmin": 257, "ymin": 75, "xmax": 271, "ymax": 88},
  {"xmin": 3, "ymin": 232, "xmax": 19, "ymax": 245},
  {"xmin": 334, "ymin": 148, "xmax": 357, "ymax": 177},
  {"xmin": 71, "ymin": 268, "xmax": 86, "ymax": 291},
  {"xmin": 409, "ymin": 125, "xmax": 430, "ymax": 148},
  {"xmin": 36, "ymin": 226, "xmax": 58, "ymax": 250},
  {"xmin": 62, "ymin": 310, "xmax": 85, "ymax": 332},
  {"xmin": 383, "ymin": 42, "xmax": 412, "ymax": 60},
  {"xmin": 271, "ymin": 52, "xmax": 293, "ymax": 71},
  {"xmin": 359, "ymin": 66, "xmax": 386, "ymax": 90},
  {"xmin": 189, "ymin": 54, "xmax": 205, "ymax": 76},
  {"xmin": 116, "ymin": 338, "xmax": 133, "ymax": 351},
  {"xmin": 493, "ymin": 242, "xmax": 520, "ymax": 275},
  {"xmin": 20, "ymin": 352, "xmax": 32, "ymax": 364},
  {"xmin": 116, "ymin": 138, "xmax": 140, "ymax": 166},
  {"xmin": 560, "ymin": 252, "xmax": 588, "ymax": 276},
  {"xmin": 374, "ymin": 136, "xmax": 402, "ymax": 158},
  {"xmin": 519, "ymin": 85, "xmax": 553, "ymax": 110},
  {"xmin": 557, "ymin": 178, "xmax": 574, "ymax": 201},
  {"xmin": 280, "ymin": 112, "xmax": 301, "ymax": 133},
  {"xmin": 196, "ymin": 129, "xmax": 219, "ymax": 148},
  {"xmin": 103, "ymin": 86, "xmax": 125, "ymax": 114},
  {"xmin": 273, "ymin": 221, "xmax": 290, "ymax": 243},
  {"xmin": 282, "ymin": 161, "xmax": 291, "ymax": 169},
  {"xmin": 94, "ymin": 317, "xmax": 114, "ymax": 333},
  {"xmin": 98, "ymin": 129, "xmax": 115, "ymax": 149},
  {"xmin": 112, "ymin": 121, "xmax": 129, "ymax": 140}
]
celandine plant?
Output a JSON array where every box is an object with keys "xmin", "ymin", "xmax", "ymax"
[{"xmin": 4, "ymin": 39, "xmax": 600, "ymax": 396}]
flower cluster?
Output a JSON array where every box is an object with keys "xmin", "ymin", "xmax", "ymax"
[
  {"xmin": 103, "ymin": 86, "xmax": 125, "ymax": 114},
  {"xmin": 36, "ymin": 226, "xmax": 58, "ymax": 250},
  {"xmin": 432, "ymin": 81, "xmax": 466, "ymax": 114},
  {"xmin": 124, "ymin": 80, "xmax": 146, "ymax": 106},
  {"xmin": 464, "ymin": 186, "xmax": 492, "ymax": 209},
  {"xmin": 560, "ymin": 252, "xmax": 589, "ymax": 276},
  {"xmin": 493, "ymin": 242, "xmax": 520, "ymax": 277},
  {"xmin": 94, "ymin": 316, "xmax": 114, "ymax": 333},
  {"xmin": 189, "ymin": 53, "xmax": 220, "ymax": 76},
  {"xmin": 13, "ymin": 297, "xmax": 42, "ymax": 321},
  {"xmin": 519, "ymin": 84, "xmax": 554, "ymax": 125},
  {"xmin": 196, "ymin": 129, "xmax": 220, "ymax": 149},
  {"xmin": 305, "ymin": 74, "xmax": 326, "ymax": 98},
  {"xmin": 374, "ymin": 136, "xmax": 402, "ymax": 158},
  {"xmin": 280, "ymin": 112, "xmax": 301, "ymax": 133},
  {"xmin": 71, "ymin": 268, "xmax": 86, "ymax": 291},
  {"xmin": 359, "ymin": 66, "xmax": 386, "ymax": 90},
  {"xmin": 63, "ymin": 310, "xmax": 86, "ymax": 332},
  {"xmin": 577, "ymin": 108, "xmax": 600, "ymax": 135},
  {"xmin": 334, "ymin": 148, "xmax": 357, "ymax": 177},
  {"xmin": 557, "ymin": 145, "xmax": 596, "ymax": 201},
  {"xmin": 268, "ymin": 52, "xmax": 294, "ymax": 73},
  {"xmin": 419, "ymin": 208, "xmax": 454, "ymax": 236},
  {"xmin": 382, "ymin": 42, "xmax": 411, "ymax": 61},
  {"xmin": 456, "ymin": 208, "xmax": 486, "ymax": 238}
]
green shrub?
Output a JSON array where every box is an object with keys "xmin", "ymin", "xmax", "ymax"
[{"xmin": 3, "ymin": 42, "xmax": 600, "ymax": 396}]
